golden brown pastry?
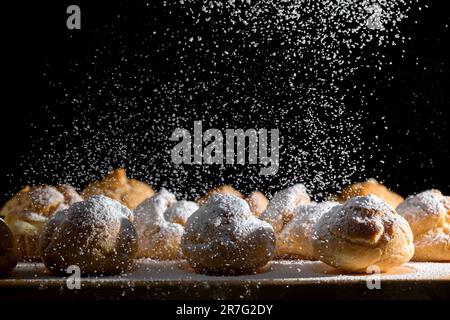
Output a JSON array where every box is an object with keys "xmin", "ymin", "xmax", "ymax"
[
  {"xmin": 396, "ymin": 189, "xmax": 450, "ymax": 261},
  {"xmin": 246, "ymin": 191, "xmax": 269, "ymax": 217},
  {"xmin": 81, "ymin": 168, "xmax": 155, "ymax": 209},
  {"xmin": 276, "ymin": 201, "xmax": 338, "ymax": 259},
  {"xmin": 0, "ymin": 219, "xmax": 18, "ymax": 275},
  {"xmin": 39, "ymin": 195, "xmax": 138, "ymax": 275},
  {"xmin": 181, "ymin": 194, "xmax": 276, "ymax": 275},
  {"xmin": 134, "ymin": 189, "xmax": 198, "ymax": 260},
  {"xmin": 196, "ymin": 185, "xmax": 244, "ymax": 206},
  {"xmin": 260, "ymin": 184, "xmax": 311, "ymax": 234},
  {"xmin": 313, "ymin": 195, "xmax": 414, "ymax": 273},
  {"xmin": 1, "ymin": 185, "xmax": 82, "ymax": 260},
  {"xmin": 335, "ymin": 178, "xmax": 404, "ymax": 209}
]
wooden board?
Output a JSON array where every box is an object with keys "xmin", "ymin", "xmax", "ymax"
[{"xmin": 1, "ymin": 260, "xmax": 449, "ymax": 300}]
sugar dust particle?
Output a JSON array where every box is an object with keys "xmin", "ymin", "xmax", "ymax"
[{"xmin": 16, "ymin": 0, "xmax": 422, "ymax": 200}]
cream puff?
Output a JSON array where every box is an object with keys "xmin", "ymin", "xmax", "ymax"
[
  {"xmin": 39, "ymin": 195, "xmax": 138, "ymax": 275},
  {"xmin": 134, "ymin": 189, "xmax": 198, "ymax": 260},
  {"xmin": 396, "ymin": 189, "xmax": 450, "ymax": 261},
  {"xmin": 196, "ymin": 185, "xmax": 244, "ymax": 206},
  {"xmin": 1, "ymin": 185, "xmax": 82, "ymax": 260},
  {"xmin": 181, "ymin": 194, "xmax": 275, "ymax": 275},
  {"xmin": 313, "ymin": 195, "xmax": 414, "ymax": 273},
  {"xmin": 81, "ymin": 168, "xmax": 155, "ymax": 210},
  {"xmin": 334, "ymin": 178, "xmax": 404, "ymax": 209},
  {"xmin": 260, "ymin": 184, "xmax": 311, "ymax": 234},
  {"xmin": 276, "ymin": 201, "xmax": 338, "ymax": 259}
]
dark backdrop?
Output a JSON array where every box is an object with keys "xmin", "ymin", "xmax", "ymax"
[{"xmin": 1, "ymin": 1, "xmax": 449, "ymax": 203}]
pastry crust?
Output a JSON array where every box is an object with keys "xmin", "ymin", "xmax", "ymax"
[
  {"xmin": 260, "ymin": 184, "xmax": 311, "ymax": 234},
  {"xmin": 134, "ymin": 189, "xmax": 198, "ymax": 260},
  {"xmin": 82, "ymin": 168, "xmax": 155, "ymax": 209},
  {"xmin": 335, "ymin": 179, "xmax": 404, "ymax": 209},
  {"xmin": 276, "ymin": 201, "xmax": 338, "ymax": 259},
  {"xmin": 246, "ymin": 191, "xmax": 269, "ymax": 217},
  {"xmin": 396, "ymin": 189, "xmax": 450, "ymax": 261},
  {"xmin": 196, "ymin": 185, "xmax": 244, "ymax": 206},
  {"xmin": 198, "ymin": 186, "xmax": 269, "ymax": 217},
  {"xmin": 181, "ymin": 194, "xmax": 276, "ymax": 275},
  {"xmin": 1, "ymin": 185, "xmax": 82, "ymax": 260},
  {"xmin": 0, "ymin": 219, "xmax": 18, "ymax": 275},
  {"xmin": 313, "ymin": 195, "xmax": 414, "ymax": 273},
  {"xmin": 39, "ymin": 195, "xmax": 138, "ymax": 275}
]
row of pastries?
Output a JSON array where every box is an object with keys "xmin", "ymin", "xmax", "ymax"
[{"xmin": 0, "ymin": 169, "xmax": 449, "ymax": 276}]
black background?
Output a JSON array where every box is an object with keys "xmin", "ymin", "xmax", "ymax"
[{"xmin": 1, "ymin": 1, "xmax": 449, "ymax": 204}]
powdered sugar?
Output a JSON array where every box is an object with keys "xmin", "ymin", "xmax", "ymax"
[
  {"xmin": 260, "ymin": 184, "xmax": 310, "ymax": 233},
  {"xmin": 134, "ymin": 188, "xmax": 177, "ymax": 229},
  {"xmin": 62, "ymin": 195, "xmax": 134, "ymax": 228},
  {"xmin": 28, "ymin": 186, "xmax": 65, "ymax": 208},
  {"xmin": 182, "ymin": 193, "xmax": 275, "ymax": 273},
  {"xmin": 397, "ymin": 189, "xmax": 448, "ymax": 222},
  {"xmin": 6, "ymin": 260, "xmax": 450, "ymax": 282},
  {"xmin": 164, "ymin": 200, "xmax": 199, "ymax": 225},
  {"xmin": 283, "ymin": 201, "xmax": 339, "ymax": 238}
]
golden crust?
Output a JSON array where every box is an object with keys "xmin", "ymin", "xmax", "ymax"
[
  {"xmin": 81, "ymin": 168, "xmax": 155, "ymax": 209},
  {"xmin": 245, "ymin": 191, "xmax": 269, "ymax": 217},
  {"xmin": 196, "ymin": 185, "xmax": 244, "ymax": 206},
  {"xmin": 1, "ymin": 185, "xmax": 82, "ymax": 260},
  {"xmin": 0, "ymin": 219, "xmax": 19, "ymax": 275},
  {"xmin": 313, "ymin": 195, "xmax": 414, "ymax": 273},
  {"xmin": 335, "ymin": 178, "xmax": 404, "ymax": 209}
]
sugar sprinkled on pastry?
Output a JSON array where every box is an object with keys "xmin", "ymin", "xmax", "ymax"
[
  {"xmin": 313, "ymin": 195, "xmax": 414, "ymax": 273},
  {"xmin": 335, "ymin": 178, "xmax": 404, "ymax": 209},
  {"xmin": 276, "ymin": 201, "xmax": 338, "ymax": 259},
  {"xmin": 396, "ymin": 189, "xmax": 450, "ymax": 261},
  {"xmin": 0, "ymin": 219, "xmax": 18, "ymax": 275},
  {"xmin": 134, "ymin": 189, "xmax": 198, "ymax": 260},
  {"xmin": 39, "ymin": 195, "xmax": 137, "ymax": 275},
  {"xmin": 260, "ymin": 184, "xmax": 311, "ymax": 234},
  {"xmin": 164, "ymin": 200, "xmax": 199, "ymax": 226},
  {"xmin": 181, "ymin": 194, "xmax": 275, "ymax": 275},
  {"xmin": 1, "ymin": 185, "xmax": 83, "ymax": 260},
  {"xmin": 81, "ymin": 168, "xmax": 155, "ymax": 209}
]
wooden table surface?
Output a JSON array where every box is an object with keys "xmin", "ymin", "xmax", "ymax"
[{"xmin": 1, "ymin": 260, "xmax": 449, "ymax": 300}]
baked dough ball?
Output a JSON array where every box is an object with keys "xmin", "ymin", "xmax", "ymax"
[
  {"xmin": 276, "ymin": 201, "xmax": 338, "ymax": 259},
  {"xmin": 181, "ymin": 194, "xmax": 276, "ymax": 275},
  {"xmin": 0, "ymin": 219, "xmax": 18, "ymax": 275},
  {"xmin": 134, "ymin": 189, "xmax": 198, "ymax": 260},
  {"xmin": 197, "ymin": 185, "xmax": 244, "ymax": 206},
  {"xmin": 396, "ymin": 189, "xmax": 450, "ymax": 261},
  {"xmin": 246, "ymin": 191, "xmax": 269, "ymax": 217},
  {"xmin": 260, "ymin": 184, "xmax": 311, "ymax": 234},
  {"xmin": 313, "ymin": 195, "xmax": 414, "ymax": 273},
  {"xmin": 82, "ymin": 168, "xmax": 155, "ymax": 209},
  {"xmin": 39, "ymin": 195, "xmax": 138, "ymax": 275},
  {"xmin": 1, "ymin": 185, "xmax": 82, "ymax": 260},
  {"xmin": 335, "ymin": 178, "xmax": 404, "ymax": 209}
]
